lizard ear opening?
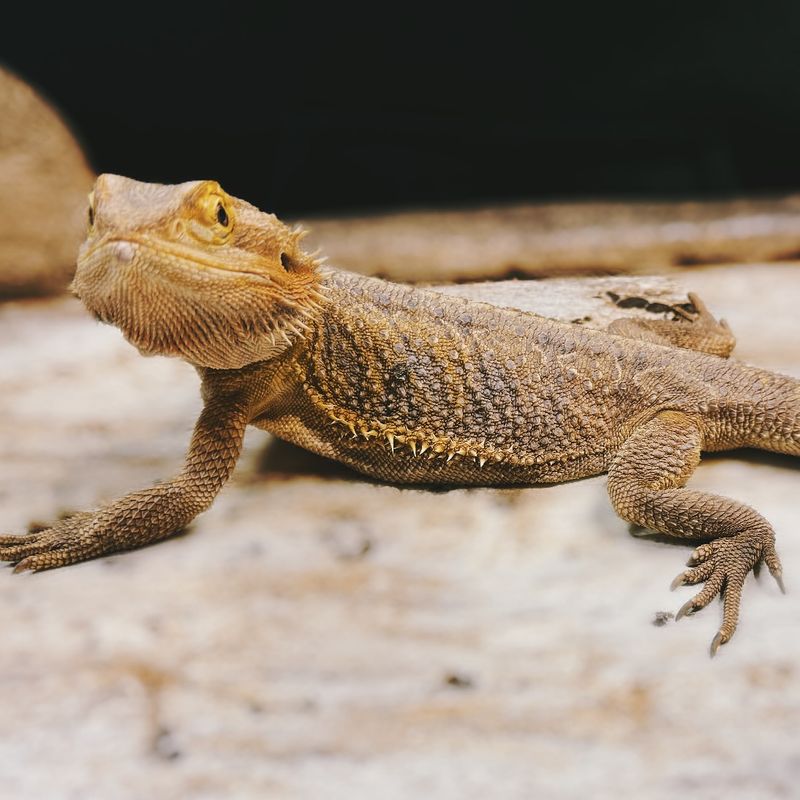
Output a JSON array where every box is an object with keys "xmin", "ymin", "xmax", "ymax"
[{"xmin": 280, "ymin": 252, "xmax": 295, "ymax": 272}]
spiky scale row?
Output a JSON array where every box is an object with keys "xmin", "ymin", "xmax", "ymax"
[{"xmin": 324, "ymin": 411, "xmax": 509, "ymax": 468}]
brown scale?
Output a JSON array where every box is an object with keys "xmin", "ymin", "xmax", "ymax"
[{"xmin": 300, "ymin": 271, "xmax": 649, "ymax": 477}]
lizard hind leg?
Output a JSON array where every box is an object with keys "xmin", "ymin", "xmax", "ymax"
[
  {"xmin": 607, "ymin": 292, "xmax": 736, "ymax": 357},
  {"xmin": 607, "ymin": 411, "xmax": 783, "ymax": 656}
]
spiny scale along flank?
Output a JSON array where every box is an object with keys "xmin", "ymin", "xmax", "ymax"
[
  {"xmin": 323, "ymin": 406, "xmax": 502, "ymax": 467},
  {"xmin": 2, "ymin": 174, "xmax": 798, "ymax": 659}
]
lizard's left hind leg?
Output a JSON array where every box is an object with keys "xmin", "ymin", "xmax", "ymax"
[
  {"xmin": 607, "ymin": 293, "xmax": 736, "ymax": 357},
  {"xmin": 607, "ymin": 410, "xmax": 783, "ymax": 655}
]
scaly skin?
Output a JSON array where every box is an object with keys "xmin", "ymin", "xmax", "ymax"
[{"xmin": 2, "ymin": 174, "xmax": 797, "ymax": 657}]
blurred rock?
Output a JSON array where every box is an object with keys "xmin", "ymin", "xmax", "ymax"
[
  {"xmin": 0, "ymin": 67, "xmax": 94, "ymax": 297},
  {"xmin": 302, "ymin": 197, "xmax": 800, "ymax": 281}
]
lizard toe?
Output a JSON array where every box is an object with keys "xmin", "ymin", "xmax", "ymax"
[
  {"xmin": 0, "ymin": 533, "xmax": 42, "ymax": 546},
  {"xmin": 14, "ymin": 552, "xmax": 69, "ymax": 573},
  {"xmin": 670, "ymin": 560, "xmax": 714, "ymax": 590},
  {"xmin": 676, "ymin": 528, "xmax": 782, "ymax": 652},
  {"xmin": 763, "ymin": 546, "xmax": 786, "ymax": 593},
  {"xmin": 0, "ymin": 515, "xmax": 105, "ymax": 571},
  {"xmin": 687, "ymin": 542, "xmax": 714, "ymax": 566},
  {"xmin": 675, "ymin": 570, "xmax": 725, "ymax": 620},
  {"xmin": 0, "ymin": 530, "xmax": 57, "ymax": 563}
]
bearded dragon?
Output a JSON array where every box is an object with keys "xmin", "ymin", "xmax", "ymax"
[{"xmin": 2, "ymin": 174, "xmax": 797, "ymax": 657}]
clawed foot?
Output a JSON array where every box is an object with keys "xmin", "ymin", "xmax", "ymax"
[
  {"xmin": 673, "ymin": 292, "xmax": 729, "ymax": 331},
  {"xmin": 0, "ymin": 511, "xmax": 107, "ymax": 572},
  {"xmin": 670, "ymin": 528, "xmax": 784, "ymax": 656}
]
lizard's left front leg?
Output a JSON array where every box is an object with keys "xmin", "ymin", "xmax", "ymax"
[
  {"xmin": 0, "ymin": 395, "xmax": 248, "ymax": 571},
  {"xmin": 607, "ymin": 411, "xmax": 784, "ymax": 655}
]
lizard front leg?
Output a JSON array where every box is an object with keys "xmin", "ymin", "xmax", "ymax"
[
  {"xmin": 0, "ymin": 395, "xmax": 248, "ymax": 571},
  {"xmin": 607, "ymin": 411, "xmax": 784, "ymax": 655},
  {"xmin": 607, "ymin": 293, "xmax": 736, "ymax": 357}
]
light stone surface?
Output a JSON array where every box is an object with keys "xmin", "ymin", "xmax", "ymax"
[{"xmin": 0, "ymin": 265, "xmax": 798, "ymax": 799}]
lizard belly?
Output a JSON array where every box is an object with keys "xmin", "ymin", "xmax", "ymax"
[
  {"xmin": 319, "ymin": 435, "xmax": 614, "ymax": 486},
  {"xmin": 252, "ymin": 395, "xmax": 617, "ymax": 486}
]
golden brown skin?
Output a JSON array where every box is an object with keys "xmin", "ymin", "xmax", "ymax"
[{"xmin": 2, "ymin": 175, "xmax": 797, "ymax": 656}]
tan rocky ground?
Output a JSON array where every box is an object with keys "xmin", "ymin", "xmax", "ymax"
[{"xmin": 0, "ymin": 264, "xmax": 798, "ymax": 799}]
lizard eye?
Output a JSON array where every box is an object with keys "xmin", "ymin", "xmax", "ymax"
[
  {"xmin": 215, "ymin": 202, "xmax": 229, "ymax": 227},
  {"xmin": 87, "ymin": 192, "xmax": 95, "ymax": 229}
]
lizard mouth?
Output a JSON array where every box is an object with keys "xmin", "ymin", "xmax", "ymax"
[{"xmin": 84, "ymin": 235, "xmax": 279, "ymax": 284}]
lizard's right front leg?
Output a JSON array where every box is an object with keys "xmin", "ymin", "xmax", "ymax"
[{"xmin": 0, "ymin": 396, "xmax": 248, "ymax": 571}]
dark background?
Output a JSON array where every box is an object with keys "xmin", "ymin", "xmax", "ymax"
[{"xmin": 4, "ymin": 3, "xmax": 800, "ymax": 216}]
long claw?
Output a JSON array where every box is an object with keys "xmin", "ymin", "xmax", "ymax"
[
  {"xmin": 676, "ymin": 599, "xmax": 695, "ymax": 621},
  {"xmin": 773, "ymin": 572, "xmax": 786, "ymax": 594},
  {"xmin": 12, "ymin": 558, "xmax": 34, "ymax": 574},
  {"xmin": 670, "ymin": 572, "xmax": 686, "ymax": 591},
  {"xmin": 710, "ymin": 631, "xmax": 724, "ymax": 658}
]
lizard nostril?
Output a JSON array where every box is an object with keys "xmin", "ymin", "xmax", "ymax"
[{"xmin": 113, "ymin": 241, "xmax": 136, "ymax": 264}]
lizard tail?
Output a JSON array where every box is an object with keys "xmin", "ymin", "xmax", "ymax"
[{"xmin": 735, "ymin": 368, "xmax": 800, "ymax": 457}]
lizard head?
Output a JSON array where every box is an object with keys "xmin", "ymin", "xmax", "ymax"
[{"xmin": 73, "ymin": 174, "xmax": 325, "ymax": 369}]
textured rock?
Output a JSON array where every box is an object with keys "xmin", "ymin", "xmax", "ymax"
[
  {"xmin": 0, "ymin": 67, "xmax": 94, "ymax": 297},
  {"xmin": 0, "ymin": 265, "xmax": 798, "ymax": 799}
]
